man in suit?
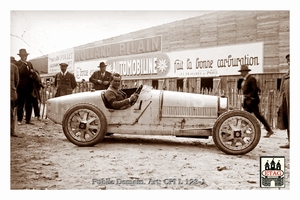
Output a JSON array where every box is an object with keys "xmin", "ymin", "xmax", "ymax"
[
  {"xmin": 277, "ymin": 54, "xmax": 290, "ymax": 148},
  {"xmin": 15, "ymin": 49, "xmax": 35, "ymax": 125},
  {"xmin": 11, "ymin": 56, "xmax": 19, "ymax": 137},
  {"xmin": 239, "ymin": 64, "xmax": 273, "ymax": 137},
  {"xmin": 54, "ymin": 63, "xmax": 77, "ymax": 97},
  {"xmin": 89, "ymin": 62, "xmax": 112, "ymax": 90}
]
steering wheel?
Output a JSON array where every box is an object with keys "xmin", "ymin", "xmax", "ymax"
[
  {"xmin": 134, "ymin": 84, "xmax": 143, "ymax": 94},
  {"xmin": 131, "ymin": 85, "xmax": 143, "ymax": 105}
]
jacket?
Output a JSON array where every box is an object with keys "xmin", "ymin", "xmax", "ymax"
[
  {"xmin": 104, "ymin": 86, "xmax": 131, "ymax": 109},
  {"xmin": 89, "ymin": 70, "xmax": 112, "ymax": 90},
  {"xmin": 242, "ymin": 74, "xmax": 260, "ymax": 104},
  {"xmin": 31, "ymin": 69, "xmax": 43, "ymax": 101},
  {"xmin": 15, "ymin": 60, "xmax": 34, "ymax": 92},
  {"xmin": 277, "ymin": 70, "xmax": 290, "ymax": 130},
  {"xmin": 54, "ymin": 71, "xmax": 77, "ymax": 97},
  {"xmin": 10, "ymin": 63, "xmax": 19, "ymax": 101}
]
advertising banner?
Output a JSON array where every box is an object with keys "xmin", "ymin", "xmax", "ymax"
[
  {"xmin": 74, "ymin": 60, "xmax": 106, "ymax": 81},
  {"xmin": 167, "ymin": 42, "xmax": 263, "ymax": 77},
  {"xmin": 48, "ymin": 48, "xmax": 75, "ymax": 75},
  {"xmin": 74, "ymin": 36, "xmax": 162, "ymax": 62},
  {"xmin": 74, "ymin": 42, "xmax": 264, "ymax": 81}
]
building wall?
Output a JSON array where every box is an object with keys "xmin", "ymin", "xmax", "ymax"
[
  {"xmin": 79, "ymin": 11, "xmax": 288, "ymax": 92},
  {"xmin": 91, "ymin": 10, "xmax": 289, "ymax": 73}
]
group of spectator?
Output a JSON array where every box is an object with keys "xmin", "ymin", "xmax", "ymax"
[
  {"xmin": 10, "ymin": 49, "xmax": 79, "ymax": 137},
  {"xmin": 10, "ymin": 53, "xmax": 138, "ymax": 137},
  {"xmin": 10, "ymin": 49, "xmax": 44, "ymax": 137}
]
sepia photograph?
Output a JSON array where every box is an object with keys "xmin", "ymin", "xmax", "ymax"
[{"xmin": 3, "ymin": 0, "xmax": 298, "ymax": 199}]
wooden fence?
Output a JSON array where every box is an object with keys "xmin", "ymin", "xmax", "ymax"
[
  {"xmin": 197, "ymin": 87, "xmax": 280, "ymax": 129},
  {"xmin": 38, "ymin": 83, "xmax": 280, "ymax": 128}
]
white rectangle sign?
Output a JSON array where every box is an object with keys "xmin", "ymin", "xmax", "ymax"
[{"xmin": 48, "ymin": 48, "xmax": 75, "ymax": 74}]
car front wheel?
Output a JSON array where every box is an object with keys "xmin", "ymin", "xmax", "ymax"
[
  {"xmin": 62, "ymin": 103, "xmax": 107, "ymax": 146},
  {"xmin": 212, "ymin": 110, "xmax": 261, "ymax": 155}
]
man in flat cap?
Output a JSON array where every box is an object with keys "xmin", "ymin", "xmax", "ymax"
[
  {"xmin": 54, "ymin": 63, "xmax": 77, "ymax": 97},
  {"xmin": 89, "ymin": 61, "xmax": 112, "ymax": 90},
  {"xmin": 277, "ymin": 54, "xmax": 290, "ymax": 148},
  {"xmin": 15, "ymin": 49, "xmax": 36, "ymax": 125},
  {"xmin": 239, "ymin": 64, "xmax": 273, "ymax": 137}
]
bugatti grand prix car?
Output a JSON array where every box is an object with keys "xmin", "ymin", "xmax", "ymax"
[{"xmin": 46, "ymin": 85, "xmax": 261, "ymax": 155}]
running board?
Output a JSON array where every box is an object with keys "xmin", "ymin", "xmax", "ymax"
[
  {"xmin": 176, "ymin": 128, "xmax": 212, "ymax": 137},
  {"xmin": 175, "ymin": 135, "xmax": 209, "ymax": 139}
]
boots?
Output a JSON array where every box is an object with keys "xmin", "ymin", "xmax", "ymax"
[{"xmin": 279, "ymin": 129, "xmax": 290, "ymax": 149}]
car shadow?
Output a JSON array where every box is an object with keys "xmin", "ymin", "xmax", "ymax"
[{"xmin": 98, "ymin": 134, "xmax": 217, "ymax": 150}]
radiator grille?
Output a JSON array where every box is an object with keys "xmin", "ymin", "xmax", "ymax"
[{"xmin": 162, "ymin": 106, "xmax": 217, "ymax": 117}]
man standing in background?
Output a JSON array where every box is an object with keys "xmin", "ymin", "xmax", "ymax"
[
  {"xmin": 89, "ymin": 62, "xmax": 111, "ymax": 90},
  {"xmin": 277, "ymin": 54, "xmax": 290, "ymax": 148},
  {"xmin": 15, "ymin": 49, "xmax": 35, "ymax": 125},
  {"xmin": 54, "ymin": 63, "xmax": 77, "ymax": 97},
  {"xmin": 239, "ymin": 64, "xmax": 274, "ymax": 137}
]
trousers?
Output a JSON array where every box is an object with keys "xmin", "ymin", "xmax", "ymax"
[{"xmin": 243, "ymin": 98, "xmax": 272, "ymax": 132}]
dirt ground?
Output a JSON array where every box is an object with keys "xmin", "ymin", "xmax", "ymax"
[{"xmin": 10, "ymin": 117, "xmax": 290, "ymax": 190}]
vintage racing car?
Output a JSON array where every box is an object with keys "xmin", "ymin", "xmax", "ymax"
[{"xmin": 46, "ymin": 85, "xmax": 261, "ymax": 155}]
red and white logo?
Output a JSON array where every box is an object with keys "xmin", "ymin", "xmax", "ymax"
[{"xmin": 260, "ymin": 156, "xmax": 285, "ymax": 188}]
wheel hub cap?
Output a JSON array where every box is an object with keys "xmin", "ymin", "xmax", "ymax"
[
  {"xmin": 234, "ymin": 130, "xmax": 242, "ymax": 138},
  {"xmin": 79, "ymin": 121, "xmax": 87, "ymax": 129}
]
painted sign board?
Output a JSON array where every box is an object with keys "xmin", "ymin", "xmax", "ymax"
[
  {"xmin": 74, "ymin": 42, "xmax": 264, "ymax": 81},
  {"xmin": 48, "ymin": 48, "xmax": 75, "ymax": 75},
  {"xmin": 74, "ymin": 36, "xmax": 162, "ymax": 61}
]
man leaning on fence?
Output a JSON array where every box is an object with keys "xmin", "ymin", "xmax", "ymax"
[{"xmin": 239, "ymin": 64, "xmax": 274, "ymax": 137}]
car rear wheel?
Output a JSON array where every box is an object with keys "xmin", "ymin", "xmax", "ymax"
[
  {"xmin": 212, "ymin": 110, "xmax": 261, "ymax": 155},
  {"xmin": 62, "ymin": 103, "xmax": 107, "ymax": 146}
]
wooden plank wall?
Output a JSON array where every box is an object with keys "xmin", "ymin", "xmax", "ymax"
[
  {"xmin": 75, "ymin": 11, "xmax": 289, "ymax": 93},
  {"xmin": 103, "ymin": 10, "xmax": 289, "ymax": 72}
]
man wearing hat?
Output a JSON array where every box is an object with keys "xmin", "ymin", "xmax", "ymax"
[
  {"xmin": 277, "ymin": 54, "xmax": 290, "ymax": 148},
  {"xmin": 239, "ymin": 64, "xmax": 273, "ymax": 137},
  {"xmin": 54, "ymin": 63, "xmax": 77, "ymax": 97},
  {"xmin": 89, "ymin": 62, "xmax": 112, "ymax": 90},
  {"xmin": 15, "ymin": 49, "xmax": 35, "ymax": 125}
]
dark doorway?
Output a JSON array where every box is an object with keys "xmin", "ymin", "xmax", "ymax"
[
  {"xmin": 177, "ymin": 79, "xmax": 183, "ymax": 91},
  {"xmin": 201, "ymin": 77, "xmax": 213, "ymax": 90},
  {"xmin": 277, "ymin": 78, "xmax": 282, "ymax": 90},
  {"xmin": 152, "ymin": 80, "xmax": 158, "ymax": 89}
]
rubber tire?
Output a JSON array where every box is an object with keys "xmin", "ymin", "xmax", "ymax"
[
  {"xmin": 62, "ymin": 103, "xmax": 107, "ymax": 146},
  {"xmin": 212, "ymin": 110, "xmax": 261, "ymax": 155}
]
